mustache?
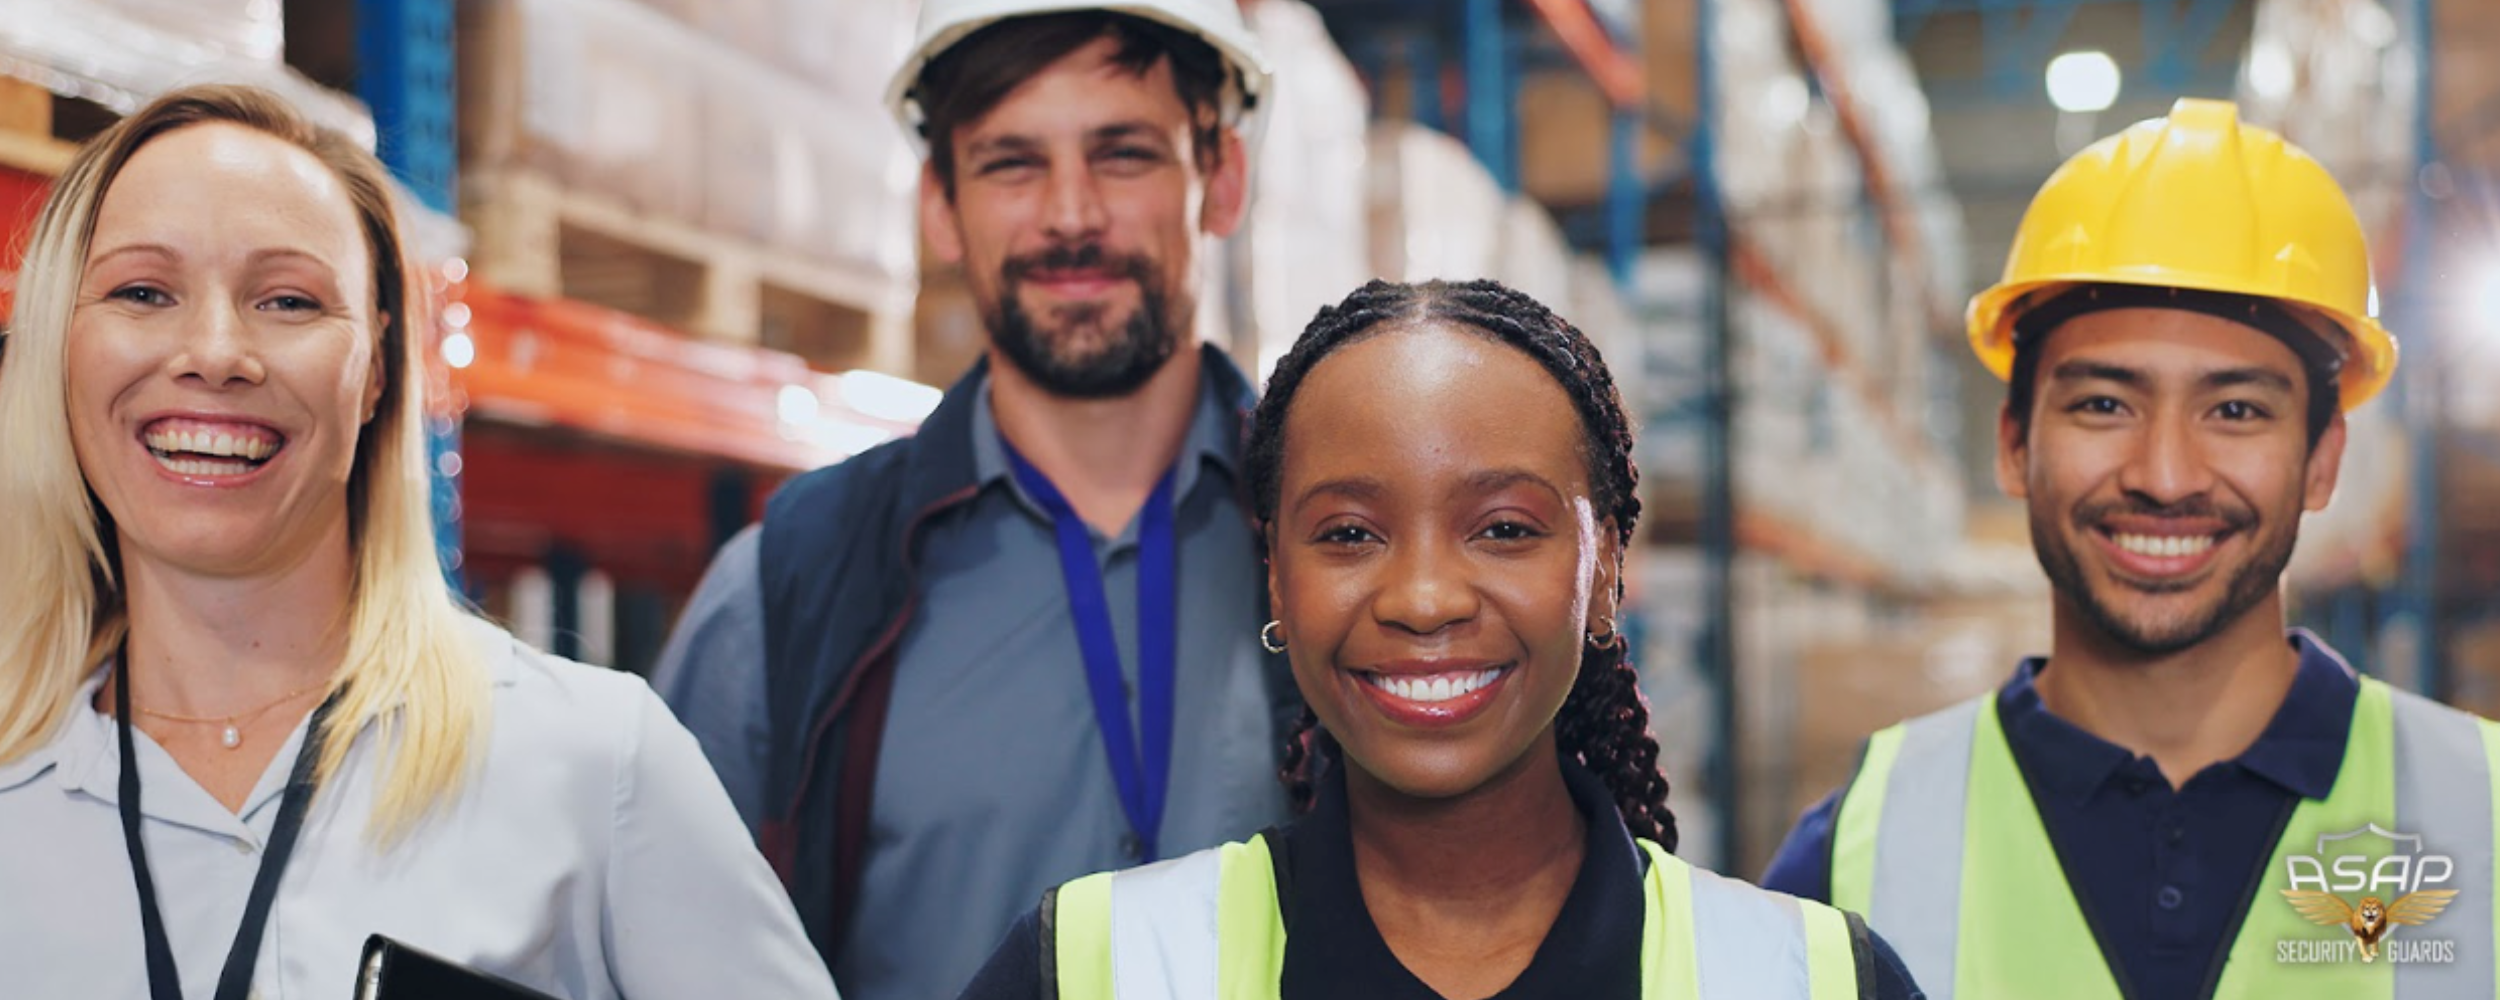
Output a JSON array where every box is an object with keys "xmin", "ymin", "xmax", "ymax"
[
  {"xmin": 1001, "ymin": 243, "xmax": 1152, "ymax": 284},
  {"xmin": 2074, "ymin": 495, "xmax": 2255, "ymax": 531}
]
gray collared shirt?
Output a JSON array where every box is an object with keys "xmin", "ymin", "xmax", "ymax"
[
  {"xmin": 654, "ymin": 366, "xmax": 1287, "ymax": 1000},
  {"xmin": 0, "ymin": 617, "xmax": 837, "ymax": 1000}
]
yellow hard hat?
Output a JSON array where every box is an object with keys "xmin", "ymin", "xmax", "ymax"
[{"xmin": 1966, "ymin": 98, "xmax": 2398, "ymax": 411}]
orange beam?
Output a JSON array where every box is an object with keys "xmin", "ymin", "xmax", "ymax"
[
  {"xmin": 1736, "ymin": 507, "xmax": 1888, "ymax": 590},
  {"xmin": 449, "ymin": 286, "xmax": 917, "ymax": 473},
  {"xmin": 1730, "ymin": 238, "xmax": 1850, "ymax": 372},
  {"xmin": 1729, "ymin": 235, "xmax": 1932, "ymax": 468},
  {"xmin": 1522, "ymin": 0, "xmax": 1644, "ymax": 107},
  {"xmin": 1779, "ymin": 0, "xmax": 1927, "ymax": 299}
]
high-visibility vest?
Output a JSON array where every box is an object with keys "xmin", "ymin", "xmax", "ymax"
[
  {"xmin": 1833, "ymin": 676, "xmax": 2500, "ymax": 999},
  {"xmin": 1048, "ymin": 833, "xmax": 1869, "ymax": 999}
]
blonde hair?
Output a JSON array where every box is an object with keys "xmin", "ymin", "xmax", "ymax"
[{"xmin": 0, "ymin": 84, "xmax": 484, "ymax": 842}]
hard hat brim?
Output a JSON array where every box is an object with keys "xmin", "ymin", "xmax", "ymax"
[
  {"xmin": 1967, "ymin": 273, "xmax": 2398, "ymax": 413},
  {"xmin": 885, "ymin": 2, "xmax": 1275, "ymax": 156}
]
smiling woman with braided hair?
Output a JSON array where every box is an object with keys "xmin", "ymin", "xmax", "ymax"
[
  {"xmin": 959, "ymin": 279, "xmax": 1925, "ymax": 1000},
  {"xmin": 1259, "ymin": 278, "xmax": 1672, "ymax": 852}
]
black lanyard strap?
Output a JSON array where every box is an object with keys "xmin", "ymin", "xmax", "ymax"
[{"xmin": 115, "ymin": 654, "xmax": 340, "ymax": 1000}]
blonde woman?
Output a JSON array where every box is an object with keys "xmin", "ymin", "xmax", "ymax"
[{"xmin": 0, "ymin": 85, "xmax": 839, "ymax": 1000}]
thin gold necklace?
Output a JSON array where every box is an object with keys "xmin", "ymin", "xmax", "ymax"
[{"xmin": 132, "ymin": 679, "xmax": 333, "ymax": 750}]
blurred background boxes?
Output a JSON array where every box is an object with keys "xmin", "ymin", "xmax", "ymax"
[{"xmin": 9, "ymin": 0, "xmax": 2499, "ymax": 875}]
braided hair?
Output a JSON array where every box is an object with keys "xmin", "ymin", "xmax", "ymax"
[{"xmin": 1246, "ymin": 278, "xmax": 1676, "ymax": 850}]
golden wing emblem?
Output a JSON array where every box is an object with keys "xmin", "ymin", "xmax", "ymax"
[
  {"xmin": 2281, "ymin": 889, "xmax": 2357, "ymax": 926},
  {"xmin": 2385, "ymin": 890, "xmax": 2459, "ymax": 927}
]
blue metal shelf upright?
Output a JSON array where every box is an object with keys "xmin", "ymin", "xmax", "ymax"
[{"xmin": 356, "ymin": 0, "xmax": 465, "ymax": 586}]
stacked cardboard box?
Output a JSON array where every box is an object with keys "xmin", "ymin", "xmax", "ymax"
[
  {"xmin": 1236, "ymin": 0, "xmax": 1374, "ymax": 377},
  {"xmin": 0, "ymin": 0, "xmax": 362, "ymax": 145},
  {"xmin": 1623, "ymin": 0, "xmax": 1981, "ymax": 871},
  {"xmin": 0, "ymin": 0, "xmax": 460, "ymax": 259},
  {"xmin": 459, "ymin": 0, "xmax": 919, "ymax": 301},
  {"xmin": 2235, "ymin": 2, "xmax": 2414, "ymax": 590},
  {"xmin": 1366, "ymin": 122, "xmax": 1510, "ymax": 286}
]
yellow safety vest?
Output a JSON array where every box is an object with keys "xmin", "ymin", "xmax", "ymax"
[
  {"xmin": 1048, "ymin": 832, "xmax": 1865, "ymax": 998},
  {"xmin": 1832, "ymin": 676, "xmax": 2500, "ymax": 999}
]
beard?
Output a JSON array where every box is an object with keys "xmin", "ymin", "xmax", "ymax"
[
  {"xmin": 2031, "ymin": 493, "xmax": 2296, "ymax": 657},
  {"xmin": 983, "ymin": 242, "xmax": 1185, "ymax": 399}
]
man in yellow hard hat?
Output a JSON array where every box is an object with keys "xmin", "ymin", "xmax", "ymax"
[
  {"xmin": 1764, "ymin": 98, "xmax": 2500, "ymax": 999},
  {"xmin": 652, "ymin": 4, "xmax": 1292, "ymax": 999}
]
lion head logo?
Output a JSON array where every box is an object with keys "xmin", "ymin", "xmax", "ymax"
[{"xmin": 2282, "ymin": 889, "xmax": 2454, "ymax": 962}]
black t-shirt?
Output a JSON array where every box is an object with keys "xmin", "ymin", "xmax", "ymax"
[{"xmin": 957, "ymin": 759, "xmax": 1926, "ymax": 999}]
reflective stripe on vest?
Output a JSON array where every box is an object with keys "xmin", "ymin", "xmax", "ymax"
[
  {"xmin": 1831, "ymin": 696, "xmax": 1982, "ymax": 1000},
  {"xmin": 2393, "ymin": 686, "xmax": 2500, "ymax": 999},
  {"xmin": 1833, "ymin": 676, "xmax": 2500, "ymax": 999},
  {"xmin": 1055, "ymin": 834, "xmax": 1862, "ymax": 998},
  {"xmin": 1670, "ymin": 841, "xmax": 1861, "ymax": 1000},
  {"xmin": 1054, "ymin": 838, "xmax": 1283, "ymax": 1000}
]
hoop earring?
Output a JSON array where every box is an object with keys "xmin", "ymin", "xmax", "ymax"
[
  {"xmin": 1587, "ymin": 615, "xmax": 1622, "ymax": 650},
  {"xmin": 1260, "ymin": 620, "xmax": 1288, "ymax": 654}
]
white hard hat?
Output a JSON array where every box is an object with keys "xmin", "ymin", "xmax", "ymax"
[{"xmin": 886, "ymin": 0, "xmax": 1273, "ymax": 156}]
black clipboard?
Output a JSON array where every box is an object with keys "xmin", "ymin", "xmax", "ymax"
[{"xmin": 353, "ymin": 935, "xmax": 561, "ymax": 1000}]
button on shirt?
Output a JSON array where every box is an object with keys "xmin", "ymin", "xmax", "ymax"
[
  {"xmin": 0, "ymin": 618, "xmax": 836, "ymax": 1000},
  {"xmin": 655, "ymin": 366, "xmax": 1288, "ymax": 1000},
  {"xmin": 1761, "ymin": 631, "xmax": 2358, "ymax": 1000}
]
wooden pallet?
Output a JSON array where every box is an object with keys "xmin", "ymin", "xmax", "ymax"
[
  {"xmin": 0, "ymin": 76, "xmax": 76, "ymax": 177},
  {"xmin": 462, "ymin": 167, "xmax": 917, "ymax": 377}
]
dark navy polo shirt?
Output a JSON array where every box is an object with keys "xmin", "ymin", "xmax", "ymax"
[
  {"xmin": 962, "ymin": 758, "xmax": 1925, "ymax": 998},
  {"xmin": 1761, "ymin": 631, "xmax": 2359, "ymax": 1000}
]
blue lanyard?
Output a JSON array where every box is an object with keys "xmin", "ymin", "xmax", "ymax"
[{"xmin": 1003, "ymin": 440, "xmax": 1179, "ymax": 863}]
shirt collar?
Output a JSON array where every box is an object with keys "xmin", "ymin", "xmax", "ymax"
[
  {"xmin": 1999, "ymin": 657, "xmax": 2134, "ymax": 806},
  {"xmin": 41, "ymin": 658, "xmax": 327, "ymax": 821},
  {"xmin": 1999, "ymin": 628, "xmax": 2359, "ymax": 804},
  {"xmin": 970, "ymin": 356, "xmax": 1243, "ymax": 525},
  {"xmin": 464, "ymin": 613, "xmax": 531, "ymax": 689},
  {"xmin": 1278, "ymin": 756, "xmax": 1646, "ymax": 997},
  {"xmin": 6, "ymin": 617, "xmax": 522, "ymax": 801},
  {"xmin": 11, "ymin": 659, "xmax": 287, "ymax": 839},
  {"xmin": 2232, "ymin": 630, "xmax": 2358, "ymax": 800},
  {"xmin": 0, "ymin": 664, "xmax": 112, "ymax": 795}
]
